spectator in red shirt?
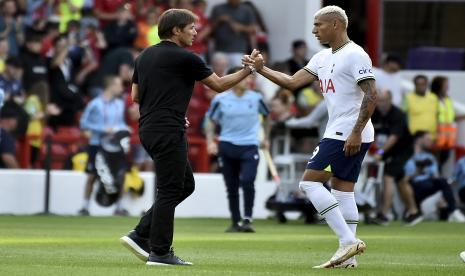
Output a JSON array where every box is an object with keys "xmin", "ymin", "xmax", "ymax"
[{"xmin": 93, "ymin": 0, "xmax": 126, "ymax": 27}]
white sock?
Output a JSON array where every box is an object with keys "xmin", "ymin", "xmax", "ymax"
[
  {"xmin": 82, "ymin": 199, "xmax": 90, "ymax": 210},
  {"xmin": 332, "ymin": 189, "xmax": 359, "ymax": 236},
  {"xmin": 300, "ymin": 181, "xmax": 356, "ymax": 244}
]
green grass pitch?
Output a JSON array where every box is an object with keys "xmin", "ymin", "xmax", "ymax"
[{"xmin": 0, "ymin": 216, "xmax": 464, "ymax": 275}]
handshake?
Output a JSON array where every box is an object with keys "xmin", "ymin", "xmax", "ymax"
[{"xmin": 242, "ymin": 49, "xmax": 265, "ymax": 74}]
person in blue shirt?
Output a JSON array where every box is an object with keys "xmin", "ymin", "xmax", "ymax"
[
  {"xmin": 78, "ymin": 75, "xmax": 128, "ymax": 216},
  {"xmin": 404, "ymin": 130, "xmax": 465, "ymax": 222},
  {"xmin": 205, "ymin": 66, "xmax": 270, "ymax": 232},
  {"xmin": 452, "ymin": 156, "xmax": 465, "ymax": 205}
]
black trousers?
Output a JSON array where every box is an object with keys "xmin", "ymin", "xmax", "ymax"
[
  {"xmin": 411, "ymin": 177, "xmax": 456, "ymax": 215},
  {"xmin": 134, "ymin": 131, "xmax": 194, "ymax": 255},
  {"xmin": 218, "ymin": 141, "xmax": 259, "ymax": 224}
]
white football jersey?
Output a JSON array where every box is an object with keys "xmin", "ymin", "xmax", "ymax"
[{"xmin": 304, "ymin": 41, "xmax": 375, "ymax": 143}]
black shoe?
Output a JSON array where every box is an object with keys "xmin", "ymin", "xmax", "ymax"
[
  {"xmin": 78, "ymin": 208, "xmax": 89, "ymax": 216},
  {"xmin": 120, "ymin": 230, "xmax": 150, "ymax": 262},
  {"xmin": 225, "ymin": 223, "xmax": 243, "ymax": 233},
  {"xmin": 146, "ymin": 248, "xmax": 193, "ymax": 266},
  {"xmin": 404, "ymin": 212, "xmax": 424, "ymax": 226},
  {"xmin": 373, "ymin": 213, "xmax": 389, "ymax": 226},
  {"xmin": 241, "ymin": 219, "xmax": 255, "ymax": 233}
]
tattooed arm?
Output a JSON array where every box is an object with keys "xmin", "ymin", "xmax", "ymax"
[{"xmin": 343, "ymin": 79, "xmax": 377, "ymax": 156}]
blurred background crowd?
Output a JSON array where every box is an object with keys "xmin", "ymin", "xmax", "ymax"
[{"xmin": 0, "ymin": 0, "xmax": 465, "ymax": 222}]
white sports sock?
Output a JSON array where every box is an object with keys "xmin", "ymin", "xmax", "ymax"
[
  {"xmin": 299, "ymin": 181, "xmax": 356, "ymax": 244},
  {"xmin": 332, "ymin": 189, "xmax": 359, "ymax": 236}
]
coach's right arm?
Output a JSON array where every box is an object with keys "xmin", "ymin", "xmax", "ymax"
[
  {"xmin": 243, "ymin": 54, "xmax": 317, "ymax": 91},
  {"xmin": 201, "ymin": 49, "xmax": 260, "ymax": 92}
]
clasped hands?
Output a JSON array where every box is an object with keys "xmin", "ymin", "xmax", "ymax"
[{"xmin": 242, "ymin": 49, "xmax": 265, "ymax": 73}]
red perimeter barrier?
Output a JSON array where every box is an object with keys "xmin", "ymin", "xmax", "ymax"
[
  {"xmin": 187, "ymin": 135, "xmax": 210, "ymax": 173},
  {"xmin": 17, "ymin": 130, "xmax": 209, "ymax": 172},
  {"xmin": 17, "ymin": 127, "xmax": 87, "ymax": 169}
]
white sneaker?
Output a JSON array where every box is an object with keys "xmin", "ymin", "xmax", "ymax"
[
  {"xmin": 330, "ymin": 239, "xmax": 366, "ymax": 265},
  {"xmin": 333, "ymin": 257, "xmax": 358, "ymax": 268},
  {"xmin": 312, "ymin": 258, "xmax": 358, "ymax": 269},
  {"xmin": 448, "ymin": 209, "xmax": 465, "ymax": 223},
  {"xmin": 313, "ymin": 240, "xmax": 366, "ymax": 268}
]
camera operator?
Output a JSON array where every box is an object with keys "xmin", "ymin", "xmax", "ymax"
[{"xmin": 403, "ymin": 131, "xmax": 465, "ymax": 222}]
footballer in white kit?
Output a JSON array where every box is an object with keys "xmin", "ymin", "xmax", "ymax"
[
  {"xmin": 303, "ymin": 40, "xmax": 375, "ymax": 182},
  {"xmin": 242, "ymin": 5, "xmax": 378, "ymax": 269}
]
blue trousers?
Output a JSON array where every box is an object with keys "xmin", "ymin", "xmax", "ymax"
[{"xmin": 218, "ymin": 141, "xmax": 259, "ymax": 224}]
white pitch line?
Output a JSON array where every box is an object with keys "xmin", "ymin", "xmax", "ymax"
[{"xmin": 374, "ymin": 262, "xmax": 462, "ymax": 268}]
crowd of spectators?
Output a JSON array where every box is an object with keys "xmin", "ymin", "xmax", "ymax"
[{"xmin": 0, "ymin": 0, "xmax": 464, "ymax": 221}]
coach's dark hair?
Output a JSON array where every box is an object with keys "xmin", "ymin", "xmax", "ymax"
[{"xmin": 158, "ymin": 9, "xmax": 198, "ymax": 39}]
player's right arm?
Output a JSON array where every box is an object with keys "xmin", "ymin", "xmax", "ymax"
[
  {"xmin": 258, "ymin": 67, "xmax": 316, "ymax": 91},
  {"xmin": 243, "ymin": 54, "xmax": 316, "ymax": 91}
]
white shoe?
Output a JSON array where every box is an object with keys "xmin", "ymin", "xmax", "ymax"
[
  {"xmin": 333, "ymin": 257, "xmax": 358, "ymax": 268},
  {"xmin": 448, "ymin": 209, "xmax": 465, "ymax": 222},
  {"xmin": 330, "ymin": 239, "xmax": 366, "ymax": 265},
  {"xmin": 312, "ymin": 258, "xmax": 358, "ymax": 269},
  {"xmin": 313, "ymin": 240, "xmax": 366, "ymax": 268}
]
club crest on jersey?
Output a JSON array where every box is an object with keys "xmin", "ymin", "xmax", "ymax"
[{"xmin": 319, "ymin": 79, "xmax": 335, "ymax": 93}]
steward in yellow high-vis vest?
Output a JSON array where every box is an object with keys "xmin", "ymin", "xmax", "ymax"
[{"xmin": 437, "ymin": 97, "xmax": 456, "ymax": 149}]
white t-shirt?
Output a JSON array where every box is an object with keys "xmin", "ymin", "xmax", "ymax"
[
  {"xmin": 304, "ymin": 41, "xmax": 375, "ymax": 143},
  {"xmin": 372, "ymin": 67, "xmax": 413, "ymax": 107}
]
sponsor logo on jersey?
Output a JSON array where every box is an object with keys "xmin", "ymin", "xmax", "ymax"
[
  {"xmin": 319, "ymin": 79, "xmax": 336, "ymax": 93},
  {"xmin": 358, "ymin": 68, "xmax": 372, "ymax": 74}
]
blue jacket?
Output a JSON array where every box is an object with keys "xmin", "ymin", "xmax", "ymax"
[{"xmin": 80, "ymin": 95, "xmax": 127, "ymax": 146}]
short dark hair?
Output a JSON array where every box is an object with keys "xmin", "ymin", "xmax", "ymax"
[
  {"xmin": 384, "ymin": 53, "xmax": 403, "ymax": 67},
  {"xmin": 413, "ymin": 75, "xmax": 428, "ymax": 84},
  {"xmin": 413, "ymin": 130, "xmax": 429, "ymax": 142},
  {"xmin": 292, "ymin": 40, "xmax": 307, "ymax": 50},
  {"xmin": 25, "ymin": 29, "xmax": 42, "ymax": 43},
  {"xmin": 158, "ymin": 9, "xmax": 198, "ymax": 39},
  {"xmin": 430, "ymin": 76, "xmax": 448, "ymax": 96},
  {"xmin": 5, "ymin": 57, "xmax": 21, "ymax": 68}
]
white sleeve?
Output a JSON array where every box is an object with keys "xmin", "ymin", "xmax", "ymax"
[
  {"xmin": 285, "ymin": 101, "xmax": 327, "ymax": 128},
  {"xmin": 350, "ymin": 50, "xmax": 375, "ymax": 84},
  {"xmin": 303, "ymin": 54, "xmax": 319, "ymax": 78}
]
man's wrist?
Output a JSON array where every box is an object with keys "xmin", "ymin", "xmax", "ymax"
[
  {"xmin": 350, "ymin": 129, "xmax": 362, "ymax": 135},
  {"xmin": 243, "ymin": 65, "xmax": 255, "ymax": 75}
]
